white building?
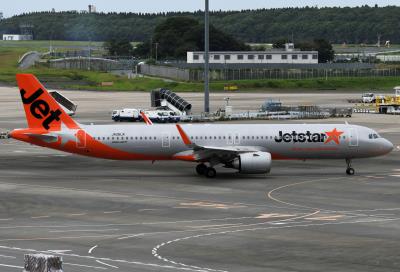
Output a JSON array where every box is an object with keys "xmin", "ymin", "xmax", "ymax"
[
  {"xmin": 187, "ymin": 43, "xmax": 318, "ymax": 64},
  {"xmin": 2, "ymin": 34, "xmax": 33, "ymax": 41}
]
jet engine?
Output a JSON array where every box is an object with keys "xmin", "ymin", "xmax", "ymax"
[{"xmin": 231, "ymin": 152, "xmax": 272, "ymax": 174}]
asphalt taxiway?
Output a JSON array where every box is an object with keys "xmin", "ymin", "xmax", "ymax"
[{"xmin": 0, "ymin": 87, "xmax": 399, "ymax": 272}]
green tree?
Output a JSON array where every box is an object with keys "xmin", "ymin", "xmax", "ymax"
[
  {"xmin": 104, "ymin": 39, "xmax": 133, "ymax": 56},
  {"xmin": 297, "ymin": 39, "xmax": 334, "ymax": 63},
  {"xmin": 135, "ymin": 17, "xmax": 249, "ymax": 59}
]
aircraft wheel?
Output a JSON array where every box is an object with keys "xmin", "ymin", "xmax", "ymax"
[
  {"xmin": 205, "ymin": 167, "xmax": 217, "ymax": 178},
  {"xmin": 346, "ymin": 168, "xmax": 355, "ymax": 175},
  {"xmin": 196, "ymin": 164, "xmax": 207, "ymax": 175}
]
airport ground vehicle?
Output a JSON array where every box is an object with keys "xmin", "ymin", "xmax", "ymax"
[
  {"xmin": 8, "ymin": 74, "xmax": 394, "ymax": 178},
  {"xmin": 112, "ymin": 109, "xmax": 140, "ymax": 122},
  {"xmin": 112, "ymin": 108, "xmax": 180, "ymax": 123}
]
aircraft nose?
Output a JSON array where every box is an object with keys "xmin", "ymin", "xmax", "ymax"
[{"xmin": 381, "ymin": 139, "xmax": 394, "ymax": 154}]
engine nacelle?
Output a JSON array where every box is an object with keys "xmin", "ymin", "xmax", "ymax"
[{"xmin": 232, "ymin": 152, "xmax": 272, "ymax": 174}]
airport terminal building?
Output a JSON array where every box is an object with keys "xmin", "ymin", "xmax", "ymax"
[{"xmin": 187, "ymin": 43, "xmax": 319, "ymax": 64}]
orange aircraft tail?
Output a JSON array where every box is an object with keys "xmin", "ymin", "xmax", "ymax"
[{"xmin": 16, "ymin": 74, "xmax": 79, "ymax": 131}]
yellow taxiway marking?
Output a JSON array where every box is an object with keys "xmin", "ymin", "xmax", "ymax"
[
  {"xmin": 179, "ymin": 202, "xmax": 246, "ymax": 209},
  {"xmin": 305, "ymin": 215, "xmax": 344, "ymax": 221}
]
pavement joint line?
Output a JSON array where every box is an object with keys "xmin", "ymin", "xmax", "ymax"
[
  {"xmin": 151, "ymin": 210, "xmax": 320, "ymax": 272},
  {"xmin": 0, "ymin": 254, "xmax": 17, "ymax": 259},
  {"xmin": 0, "ymin": 216, "xmax": 258, "ymax": 229},
  {"xmin": 0, "ymin": 245, "xmax": 214, "ymax": 272},
  {"xmin": 266, "ymin": 174, "xmax": 400, "ymax": 217},
  {"xmin": 152, "ymin": 217, "xmax": 400, "ymax": 272},
  {"xmin": 0, "ymin": 263, "xmax": 23, "ymax": 269},
  {"xmin": 64, "ymin": 262, "xmax": 107, "ymax": 270},
  {"xmin": 96, "ymin": 260, "xmax": 119, "ymax": 269},
  {"xmin": 117, "ymin": 212, "xmax": 317, "ymax": 240},
  {"xmin": 50, "ymin": 229, "xmax": 119, "ymax": 233}
]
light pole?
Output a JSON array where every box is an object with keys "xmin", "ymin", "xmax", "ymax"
[{"xmin": 204, "ymin": 0, "xmax": 210, "ymax": 113}]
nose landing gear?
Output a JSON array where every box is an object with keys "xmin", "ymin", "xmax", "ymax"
[{"xmin": 346, "ymin": 159, "xmax": 355, "ymax": 175}]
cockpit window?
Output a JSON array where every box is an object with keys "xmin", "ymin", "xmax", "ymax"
[{"xmin": 369, "ymin": 133, "xmax": 379, "ymax": 139}]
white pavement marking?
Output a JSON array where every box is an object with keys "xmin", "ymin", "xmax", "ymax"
[
  {"xmin": 64, "ymin": 262, "xmax": 107, "ymax": 270},
  {"xmin": 0, "ymin": 218, "xmax": 13, "ymax": 221},
  {"xmin": 119, "ymin": 211, "xmax": 319, "ymax": 240},
  {"xmin": 50, "ymin": 229, "xmax": 119, "ymax": 233},
  {"xmin": 96, "ymin": 260, "xmax": 119, "ymax": 269},
  {"xmin": 31, "ymin": 216, "xmax": 50, "ymax": 219},
  {"xmin": 0, "ymin": 245, "xmax": 210, "ymax": 272},
  {"xmin": 103, "ymin": 211, "xmax": 121, "ymax": 214},
  {"xmin": 47, "ymin": 250, "xmax": 72, "ymax": 254},
  {"xmin": 0, "ymin": 234, "xmax": 120, "ymax": 242},
  {"xmin": 0, "ymin": 263, "xmax": 23, "ymax": 269},
  {"xmin": 67, "ymin": 213, "xmax": 87, "ymax": 216},
  {"xmin": 0, "ymin": 216, "xmax": 256, "ymax": 230},
  {"xmin": 0, "ymin": 255, "xmax": 16, "ymax": 259},
  {"xmin": 152, "ymin": 217, "xmax": 400, "ymax": 272},
  {"xmin": 88, "ymin": 245, "xmax": 98, "ymax": 254},
  {"xmin": 151, "ymin": 210, "xmax": 320, "ymax": 272}
]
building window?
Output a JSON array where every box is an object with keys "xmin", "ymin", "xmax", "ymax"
[
  {"xmin": 292, "ymin": 54, "xmax": 298, "ymax": 60},
  {"xmin": 281, "ymin": 55, "xmax": 288, "ymax": 60},
  {"xmin": 258, "ymin": 55, "xmax": 265, "ymax": 60},
  {"xmin": 302, "ymin": 54, "xmax": 309, "ymax": 60},
  {"xmin": 248, "ymin": 55, "xmax": 254, "ymax": 60},
  {"xmin": 312, "ymin": 54, "xmax": 318, "ymax": 60},
  {"xmin": 214, "ymin": 55, "xmax": 220, "ymax": 60},
  {"xmin": 224, "ymin": 55, "xmax": 231, "ymax": 60},
  {"xmin": 193, "ymin": 54, "xmax": 199, "ymax": 60},
  {"xmin": 266, "ymin": 55, "xmax": 272, "ymax": 60},
  {"xmin": 237, "ymin": 55, "xmax": 244, "ymax": 60}
]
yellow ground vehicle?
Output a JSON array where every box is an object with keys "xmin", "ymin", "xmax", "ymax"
[{"xmin": 224, "ymin": 84, "xmax": 239, "ymax": 91}]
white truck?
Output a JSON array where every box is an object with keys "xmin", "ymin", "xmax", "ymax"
[
  {"xmin": 112, "ymin": 108, "xmax": 180, "ymax": 123},
  {"xmin": 112, "ymin": 109, "xmax": 140, "ymax": 122},
  {"xmin": 362, "ymin": 93, "xmax": 386, "ymax": 103}
]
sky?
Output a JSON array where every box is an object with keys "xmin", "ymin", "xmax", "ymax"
[{"xmin": 1, "ymin": 0, "xmax": 399, "ymax": 18}]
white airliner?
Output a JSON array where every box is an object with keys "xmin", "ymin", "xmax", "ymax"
[{"xmin": 8, "ymin": 74, "xmax": 394, "ymax": 178}]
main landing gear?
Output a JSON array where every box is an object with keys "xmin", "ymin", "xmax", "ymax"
[
  {"xmin": 346, "ymin": 159, "xmax": 355, "ymax": 176},
  {"xmin": 196, "ymin": 163, "xmax": 217, "ymax": 178}
]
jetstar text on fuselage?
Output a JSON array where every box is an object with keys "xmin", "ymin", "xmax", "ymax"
[{"xmin": 275, "ymin": 131, "xmax": 327, "ymax": 143}]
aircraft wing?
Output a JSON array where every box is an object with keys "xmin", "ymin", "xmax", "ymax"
[
  {"xmin": 175, "ymin": 124, "xmax": 266, "ymax": 162},
  {"xmin": 192, "ymin": 145, "xmax": 265, "ymax": 162}
]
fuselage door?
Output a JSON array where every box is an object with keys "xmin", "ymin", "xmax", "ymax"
[
  {"xmin": 349, "ymin": 128, "xmax": 359, "ymax": 147},
  {"xmin": 162, "ymin": 132, "xmax": 170, "ymax": 148},
  {"xmin": 76, "ymin": 129, "xmax": 87, "ymax": 149},
  {"xmin": 234, "ymin": 133, "xmax": 240, "ymax": 145},
  {"xmin": 226, "ymin": 133, "xmax": 233, "ymax": 145}
]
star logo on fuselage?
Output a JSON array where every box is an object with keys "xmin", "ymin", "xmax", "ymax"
[{"xmin": 324, "ymin": 128, "xmax": 344, "ymax": 145}]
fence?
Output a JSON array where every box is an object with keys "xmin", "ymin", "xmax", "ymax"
[
  {"xmin": 140, "ymin": 64, "xmax": 190, "ymax": 81},
  {"xmin": 49, "ymin": 57, "xmax": 135, "ymax": 71},
  {"xmin": 140, "ymin": 64, "xmax": 400, "ymax": 82},
  {"xmin": 189, "ymin": 68, "xmax": 400, "ymax": 81}
]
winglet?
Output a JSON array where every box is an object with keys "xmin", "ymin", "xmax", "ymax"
[
  {"xmin": 140, "ymin": 111, "xmax": 153, "ymax": 125},
  {"xmin": 176, "ymin": 124, "xmax": 192, "ymax": 145}
]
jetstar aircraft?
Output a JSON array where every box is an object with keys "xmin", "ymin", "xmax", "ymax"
[{"xmin": 8, "ymin": 74, "xmax": 394, "ymax": 178}]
